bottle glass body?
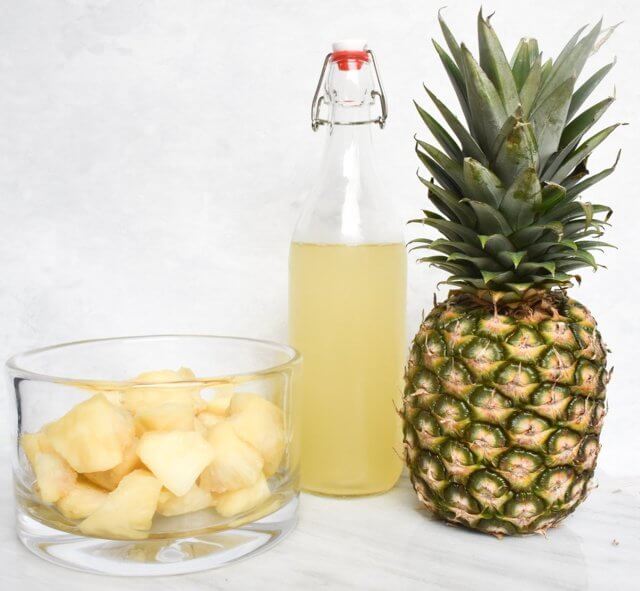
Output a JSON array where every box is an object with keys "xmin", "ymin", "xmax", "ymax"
[{"xmin": 289, "ymin": 55, "xmax": 406, "ymax": 496}]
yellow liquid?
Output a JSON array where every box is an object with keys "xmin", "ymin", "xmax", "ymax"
[{"xmin": 289, "ymin": 242, "xmax": 406, "ymax": 495}]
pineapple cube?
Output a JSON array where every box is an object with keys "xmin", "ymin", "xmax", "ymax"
[
  {"xmin": 33, "ymin": 451, "xmax": 77, "ymax": 503},
  {"xmin": 84, "ymin": 439, "xmax": 141, "ymax": 491},
  {"xmin": 202, "ymin": 383, "xmax": 235, "ymax": 416},
  {"xmin": 197, "ymin": 411, "xmax": 224, "ymax": 430},
  {"xmin": 228, "ymin": 394, "xmax": 285, "ymax": 476},
  {"xmin": 79, "ymin": 469, "xmax": 162, "ymax": 540},
  {"xmin": 45, "ymin": 394, "xmax": 135, "ymax": 473},
  {"xmin": 138, "ymin": 430, "xmax": 215, "ymax": 496},
  {"xmin": 124, "ymin": 367, "xmax": 205, "ymax": 414},
  {"xmin": 213, "ymin": 475, "xmax": 271, "ymax": 518},
  {"xmin": 21, "ymin": 431, "xmax": 54, "ymax": 467},
  {"xmin": 134, "ymin": 403, "xmax": 195, "ymax": 434},
  {"xmin": 56, "ymin": 479, "xmax": 108, "ymax": 520},
  {"xmin": 157, "ymin": 485, "xmax": 213, "ymax": 517},
  {"xmin": 199, "ymin": 422, "xmax": 263, "ymax": 493}
]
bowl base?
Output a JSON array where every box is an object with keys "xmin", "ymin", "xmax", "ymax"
[{"xmin": 17, "ymin": 496, "xmax": 298, "ymax": 576}]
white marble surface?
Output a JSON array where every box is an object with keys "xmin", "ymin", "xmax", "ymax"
[{"xmin": 1, "ymin": 448, "xmax": 638, "ymax": 590}]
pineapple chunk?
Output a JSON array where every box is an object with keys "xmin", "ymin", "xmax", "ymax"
[
  {"xmin": 213, "ymin": 475, "xmax": 270, "ymax": 518},
  {"xmin": 228, "ymin": 394, "xmax": 285, "ymax": 476},
  {"xmin": 138, "ymin": 430, "xmax": 215, "ymax": 496},
  {"xmin": 21, "ymin": 431, "xmax": 54, "ymax": 467},
  {"xmin": 199, "ymin": 422, "xmax": 263, "ymax": 493},
  {"xmin": 157, "ymin": 485, "xmax": 213, "ymax": 517},
  {"xmin": 123, "ymin": 367, "xmax": 205, "ymax": 414},
  {"xmin": 56, "ymin": 479, "xmax": 108, "ymax": 520},
  {"xmin": 33, "ymin": 451, "xmax": 77, "ymax": 503},
  {"xmin": 45, "ymin": 394, "xmax": 135, "ymax": 473},
  {"xmin": 197, "ymin": 411, "xmax": 224, "ymax": 430},
  {"xmin": 202, "ymin": 384, "xmax": 235, "ymax": 416},
  {"xmin": 134, "ymin": 403, "xmax": 195, "ymax": 434},
  {"xmin": 79, "ymin": 469, "xmax": 162, "ymax": 540},
  {"xmin": 102, "ymin": 391, "xmax": 124, "ymax": 406},
  {"xmin": 84, "ymin": 439, "xmax": 141, "ymax": 491}
]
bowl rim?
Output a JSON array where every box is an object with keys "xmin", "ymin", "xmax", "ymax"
[{"xmin": 5, "ymin": 334, "xmax": 301, "ymax": 386}]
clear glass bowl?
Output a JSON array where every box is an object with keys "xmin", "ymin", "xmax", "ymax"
[{"xmin": 5, "ymin": 335, "xmax": 301, "ymax": 576}]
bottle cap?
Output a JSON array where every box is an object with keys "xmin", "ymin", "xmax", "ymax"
[{"xmin": 331, "ymin": 39, "xmax": 369, "ymax": 71}]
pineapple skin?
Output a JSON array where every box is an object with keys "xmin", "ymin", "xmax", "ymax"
[{"xmin": 402, "ymin": 291, "xmax": 607, "ymax": 536}]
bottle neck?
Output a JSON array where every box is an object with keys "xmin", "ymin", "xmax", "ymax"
[{"xmin": 320, "ymin": 118, "xmax": 376, "ymax": 178}]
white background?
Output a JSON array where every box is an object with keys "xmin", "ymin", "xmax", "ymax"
[{"xmin": 1, "ymin": 0, "xmax": 638, "ymax": 477}]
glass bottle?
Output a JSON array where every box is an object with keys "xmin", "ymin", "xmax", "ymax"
[{"xmin": 289, "ymin": 41, "xmax": 406, "ymax": 496}]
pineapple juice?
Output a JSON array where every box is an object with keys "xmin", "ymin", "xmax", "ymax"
[{"xmin": 289, "ymin": 242, "xmax": 406, "ymax": 495}]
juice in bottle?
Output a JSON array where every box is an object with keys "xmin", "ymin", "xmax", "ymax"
[{"xmin": 289, "ymin": 41, "xmax": 406, "ymax": 495}]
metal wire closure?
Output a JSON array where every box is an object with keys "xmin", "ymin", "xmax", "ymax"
[{"xmin": 311, "ymin": 49, "xmax": 388, "ymax": 131}]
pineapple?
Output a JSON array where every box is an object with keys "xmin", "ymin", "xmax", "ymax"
[
  {"xmin": 157, "ymin": 485, "xmax": 214, "ymax": 517},
  {"xmin": 137, "ymin": 430, "xmax": 215, "ymax": 496},
  {"xmin": 403, "ymin": 12, "xmax": 619, "ymax": 536},
  {"xmin": 56, "ymin": 479, "xmax": 108, "ymax": 520},
  {"xmin": 199, "ymin": 422, "xmax": 264, "ymax": 493},
  {"xmin": 212, "ymin": 474, "xmax": 271, "ymax": 518},
  {"xmin": 45, "ymin": 394, "xmax": 135, "ymax": 473},
  {"xmin": 79, "ymin": 469, "xmax": 162, "ymax": 540},
  {"xmin": 123, "ymin": 368, "xmax": 206, "ymax": 415},
  {"xmin": 84, "ymin": 439, "xmax": 141, "ymax": 491},
  {"xmin": 227, "ymin": 393, "xmax": 285, "ymax": 476}
]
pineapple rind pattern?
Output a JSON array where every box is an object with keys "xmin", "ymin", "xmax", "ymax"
[{"xmin": 403, "ymin": 293, "xmax": 607, "ymax": 535}]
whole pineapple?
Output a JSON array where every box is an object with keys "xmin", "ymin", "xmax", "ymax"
[{"xmin": 403, "ymin": 12, "xmax": 620, "ymax": 536}]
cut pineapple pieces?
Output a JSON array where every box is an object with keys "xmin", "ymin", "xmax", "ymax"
[
  {"xmin": 56, "ymin": 479, "xmax": 108, "ymax": 520},
  {"xmin": 84, "ymin": 439, "xmax": 141, "ymax": 491},
  {"xmin": 79, "ymin": 469, "xmax": 162, "ymax": 540},
  {"xmin": 157, "ymin": 485, "xmax": 213, "ymax": 517},
  {"xmin": 135, "ymin": 402, "xmax": 195, "ymax": 434},
  {"xmin": 213, "ymin": 474, "xmax": 271, "ymax": 518},
  {"xmin": 21, "ymin": 369, "xmax": 287, "ymax": 539},
  {"xmin": 228, "ymin": 393, "xmax": 285, "ymax": 476},
  {"xmin": 33, "ymin": 450, "xmax": 77, "ymax": 503},
  {"xmin": 137, "ymin": 430, "xmax": 215, "ymax": 496},
  {"xmin": 123, "ymin": 367, "xmax": 205, "ymax": 414},
  {"xmin": 45, "ymin": 394, "xmax": 135, "ymax": 473},
  {"xmin": 200, "ymin": 422, "xmax": 263, "ymax": 493}
]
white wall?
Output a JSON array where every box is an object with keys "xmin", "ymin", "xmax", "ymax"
[{"xmin": 1, "ymin": 0, "xmax": 637, "ymax": 475}]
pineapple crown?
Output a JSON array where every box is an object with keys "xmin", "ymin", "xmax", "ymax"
[{"xmin": 412, "ymin": 10, "xmax": 623, "ymax": 296}]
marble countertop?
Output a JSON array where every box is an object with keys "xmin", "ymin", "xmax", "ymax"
[{"xmin": 1, "ymin": 456, "xmax": 638, "ymax": 591}]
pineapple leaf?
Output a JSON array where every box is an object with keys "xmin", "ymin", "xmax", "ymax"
[
  {"xmin": 535, "ymin": 183, "xmax": 567, "ymax": 214},
  {"xmin": 518, "ymin": 261, "xmax": 556, "ymax": 276},
  {"xmin": 418, "ymin": 175, "xmax": 476, "ymax": 226},
  {"xmin": 409, "ymin": 217, "xmax": 480, "ymax": 244},
  {"xmin": 560, "ymin": 97, "xmax": 614, "ymax": 151},
  {"xmin": 477, "ymin": 10, "xmax": 520, "ymax": 114},
  {"xmin": 552, "ymin": 124, "xmax": 622, "ymax": 183},
  {"xmin": 531, "ymin": 77, "xmax": 575, "ymax": 166},
  {"xmin": 518, "ymin": 55, "xmax": 543, "ymax": 117},
  {"xmin": 480, "ymin": 234, "xmax": 517, "ymax": 255},
  {"xmin": 438, "ymin": 9, "xmax": 463, "ymax": 68},
  {"xmin": 537, "ymin": 22, "xmax": 599, "ymax": 105},
  {"xmin": 423, "ymin": 86, "xmax": 488, "ymax": 164},
  {"xmin": 500, "ymin": 250, "xmax": 527, "ymax": 269},
  {"xmin": 448, "ymin": 252, "xmax": 504, "ymax": 272},
  {"xmin": 500, "ymin": 168, "xmax": 541, "ymax": 229},
  {"xmin": 565, "ymin": 150, "xmax": 621, "ymax": 199},
  {"xmin": 416, "ymin": 145, "xmax": 460, "ymax": 193},
  {"xmin": 460, "ymin": 199, "xmax": 513, "ymax": 234},
  {"xmin": 568, "ymin": 59, "xmax": 616, "ymax": 119},
  {"xmin": 492, "ymin": 116, "xmax": 539, "ymax": 185},
  {"xmin": 415, "ymin": 101, "xmax": 463, "ymax": 162},
  {"xmin": 462, "ymin": 158, "xmax": 505, "ymax": 207},
  {"xmin": 432, "ymin": 40, "xmax": 472, "ymax": 126},
  {"xmin": 460, "ymin": 44, "xmax": 508, "ymax": 154},
  {"xmin": 428, "ymin": 238, "xmax": 486, "ymax": 257},
  {"xmin": 417, "ymin": 140, "xmax": 466, "ymax": 191},
  {"xmin": 510, "ymin": 38, "xmax": 538, "ymax": 91}
]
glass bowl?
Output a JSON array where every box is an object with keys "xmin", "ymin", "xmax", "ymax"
[{"xmin": 5, "ymin": 335, "xmax": 301, "ymax": 576}]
